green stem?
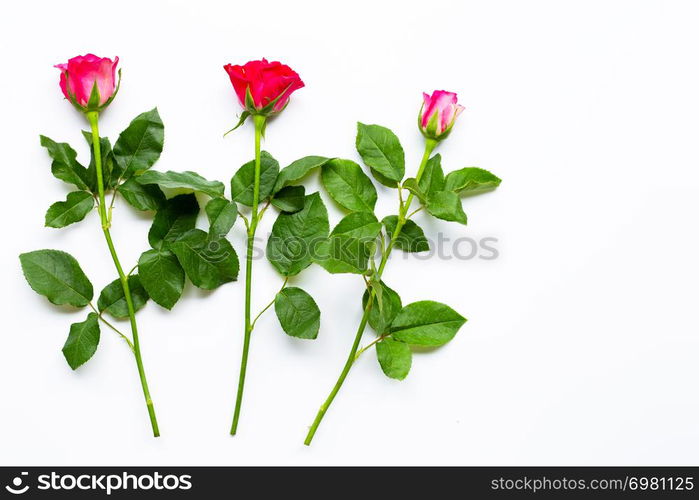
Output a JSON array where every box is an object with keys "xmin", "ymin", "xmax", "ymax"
[
  {"xmin": 231, "ymin": 114, "xmax": 266, "ymax": 435},
  {"xmin": 304, "ymin": 138, "xmax": 437, "ymax": 445},
  {"xmin": 355, "ymin": 334, "xmax": 387, "ymax": 360},
  {"xmin": 250, "ymin": 277, "xmax": 288, "ymax": 331},
  {"xmin": 86, "ymin": 111, "xmax": 160, "ymax": 438},
  {"xmin": 378, "ymin": 139, "xmax": 436, "ymax": 274},
  {"xmin": 304, "ymin": 295, "xmax": 374, "ymax": 446},
  {"xmin": 407, "ymin": 206, "xmax": 423, "ymax": 219},
  {"xmin": 89, "ymin": 302, "xmax": 134, "ymax": 352}
]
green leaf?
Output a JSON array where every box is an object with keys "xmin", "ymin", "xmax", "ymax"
[
  {"xmin": 369, "ymin": 168, "xmax": 400, "ymax": 188},
  {"xmin": 267, "ymin": 192, "xmax": 329, "ymax": 276},
  {"xmin": 136, "ymin": 170, "xmax": 225, "ymax": 198},
  {"xmin": 97, "ymin": 275, "xmax": 149, "ymax": 319},
  {"xmin": 138, "ymin": 249, "xmax": 185, "ymax": 310},
  {"xmin": 170, "ymin": 230, "xmax": 239, "ymax": 290},
  {"xmin": 117, "ymin": 177, "xmax": 166, "ymax": 211},
  {"xmin": 426, "ymin": 191, "xmax": 468, "ymax": 224},
  {"xmin": 113, "ymin": 108, "xmax": 164, "ymax": 178},
  {"xmin": 419, "ymin": 154, "xmax": 445, "ymax": 198},
  {"xmin": 314, "ymin": 234, "xmax": 372, "ymax": 274},
  {"xmin": 273, "ymin": 156, "xmax": 331, "ymax": 193},
  {"xmin": 230, "ymin": 151, "xmax": 279, "ymax": 206},
  {"xmin": 321, "ymin": 159, "xmax": 377, "ymax": 212},
  {"xmin": 444, "ymin": 167, "xmax": 502, "ymax": 194},
  {"xmin": 62, "ymin": 313, "xmax": 100, "ymax": 370},
  {"xmin": 205, "ymin": 198, "xmax": 238, "ymax": 237},
  {"xmin": 331, "ymin": 212, "xmax": 382, "ymax": 241},
  {"xmin": 382, "ymin": 216, "xmax": 429, "ymax": 253},
  {"xmin": 271, "ymin": 185, "xmax": 305, "ymax": 213},
  {"xmin": 314, "ymin": 212, "xmax": 381, "ymax": 274},
  {"xmin": 400, "ymin": 155, "xmax": 444, "ymax": 204},
  {"xmin": 39, "ymin": 135, "xmax": 89, "ymax": 190},
  {"xmin": 390, "ymin": 301, "xmax": 466, "ymax": 346},
  {"xmin": 81, "ymin": 130, "xmax": 118, "ymax": 190},
  {"xmin": 274, "ymin": 287, "xmax": 320, "ymax": 339},
  {"xmin": 362, "ymin": 280, "xmax": 402, "ymax": 334},
  {"xmin": 376, "ymin": 338, "xmax": 411, "ymax": 380},
  {"xmin": 45, "ymin": 191, "xmax": 94, "ymax": 228},
  {"xmin": 19, "ymin": 250, "xmax": 93, "ymax": 307},
  {"xmin": 148, "ymin": 194, "xmax": 199, "ymax": 250},
  {"xmin": 368, "ymin": 276, "xmax": 385, "ymax": 313},
  {"xmin": 356, "ymin": 123, "xmax": 405, "ymax": 182},
  {"xmin": 402, "ymin": 178, "xmax": 426, "ymax": 203}
]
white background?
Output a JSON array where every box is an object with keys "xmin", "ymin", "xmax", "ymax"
[{"xmin": 1, "ymin": 0, "xmax": 698, "ymax": 466}]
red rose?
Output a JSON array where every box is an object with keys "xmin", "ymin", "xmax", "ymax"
[
  {"xmin": 224, "ymin": 59, "xmax": 304, "ymax": 115},
  {"xmin": 55, "ymin": 54, "xmax": 120, "ymax": 111}
]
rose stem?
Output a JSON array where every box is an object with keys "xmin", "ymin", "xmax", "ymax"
[
  {"xmin": 304, "ymin": 138, "xmax": 437, "ymax": 445},
  {"xmin": 87, "ymin": 111, "xmax": 160, "ymax": 437},
  {"xmin": 231, "ymin": 114, "xmax": 266, "ymax": 435}
]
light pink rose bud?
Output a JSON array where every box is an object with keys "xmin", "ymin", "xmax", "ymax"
[
  {"xmin": 418, "ymin": 90, "xmax": 465, "ymax": 141},
  {"xmin": 55, "ymin": 54, "xmax": 120, "ymax": 112}
]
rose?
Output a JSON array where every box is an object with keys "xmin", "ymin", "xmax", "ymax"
[
  {"xmin": 222, "ymin": 59, "xmax": 305, "ymax": 436},
  {"xmin": 223, "ymin": 58, "xmax": 304, "ymax": 115},
  {"xmin": 55, "ymin": 54, "xmax": 120, "ymax": 111},
  {"xmin": 418, "ymin": 90, "xmax": 464, "ymax": 141}
]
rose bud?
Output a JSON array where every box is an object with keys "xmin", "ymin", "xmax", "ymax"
[
  {"xmin": 418, "ymin": 90, "xmax": 465, "ymax": 141},
  {"xmin": 224, "ymin": 58, "xmax": 304, "ymax": 116},
  {"xmin": 55, "ymin": 54, "xmax": 120, "ymax": 112}
]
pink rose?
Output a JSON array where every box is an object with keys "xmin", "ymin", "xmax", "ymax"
[
  {"xmin": 55, "ymin": 54, "xmax": 120, "ymax": 111},
  {"xmin": 419, "ymin": 90, "xmax": 465, "ymax": 140},
  {"xmin": 224, "ymin": 59, "xmax": 304, "ymax": 115}
]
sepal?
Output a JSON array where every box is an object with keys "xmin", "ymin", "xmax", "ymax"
[
  {"xmin": 223, "ymin": 110, "xmax": 251, "ymax": 137},
  {"xmin": 62, "ymin": 69, "xmax": 122, "ymax": 114}
]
